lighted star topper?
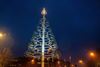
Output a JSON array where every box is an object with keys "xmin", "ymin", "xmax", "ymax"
[{"xmin": 41, "ymin": 8, "xmax": 47, "ymax": 16}]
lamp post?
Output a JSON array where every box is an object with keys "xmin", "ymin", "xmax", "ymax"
[{"xmin": 0, "ymin": 32, "xmax": 6, "ymax": 67}]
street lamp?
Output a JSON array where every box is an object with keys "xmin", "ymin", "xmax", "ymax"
[
  {"xmin": 0, "ymin": 32, "xmax": 6, "ymax": 40},
  {"xmin": 71, "ymin": 64, "xmax": 74, "ymax": 67},
  {"xmin": 90, "ymin": 52, "xmax": 95, "ymax": 57},
  {"xmin": 0, "ymin": 33, "xmax": 4, "ymax": 39},
  {"xmin": 78, "ymin": 60, "xmax": 84, "ymax": 64},
  {"xmin": 89, "ymin": 51, "xmax": 96, "ymax": 58},
  {"xmin": 0, "ymin": 32, "xmax": 7, "ymax": 67},
  {"xmin": 31, "ymin": 59, "xmax": 35, "ymax": 64},
  {"xmin": 57, "ymin": 61, "xmax": 60, "ymax": 64}
]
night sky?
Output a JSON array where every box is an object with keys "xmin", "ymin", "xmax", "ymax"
[{"xmin": 0, "ymin": 0, "xmax": 100, "ymax": 59}]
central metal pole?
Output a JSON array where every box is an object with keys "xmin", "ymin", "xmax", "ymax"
[
  {"xmin": 41, "ymin": 8, "xmax": 47, "ymax": 67},
  {"xmin": 41, "ymin": 16, "xmax": 46, "ymax": 67}
]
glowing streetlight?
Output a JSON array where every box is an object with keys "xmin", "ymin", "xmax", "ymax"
[
  {"xmin": 78, "ymin": 60, "xmax": 84, "ymax": 64},
  {"xmin": 89, "ymin": 51, "xmax": 96, "ymax": 58},
  {"xmin": 57, "ymin": 61, "xmax": 60, "ymax": 64},
  {"xmin": 71, "ymin": 64, "xmax": 74, "ymax": 67},
  {"xmin": 56, "ymin": 61, "xmax": 61, "ymax": 67},
  {"xmin": 0, "ymin": 33, "xmax": 4, "ymax": 38},
  {"xmin": 90, "ymin": 52, "xmax": 95, "ymax": 57},
  {"xmin": 0, "ymin": 32, "xmax": 6, "ymax": 40},
  {"xmin": 31, "ymin": 59, "xmax": 35, "ymax": 64}
]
